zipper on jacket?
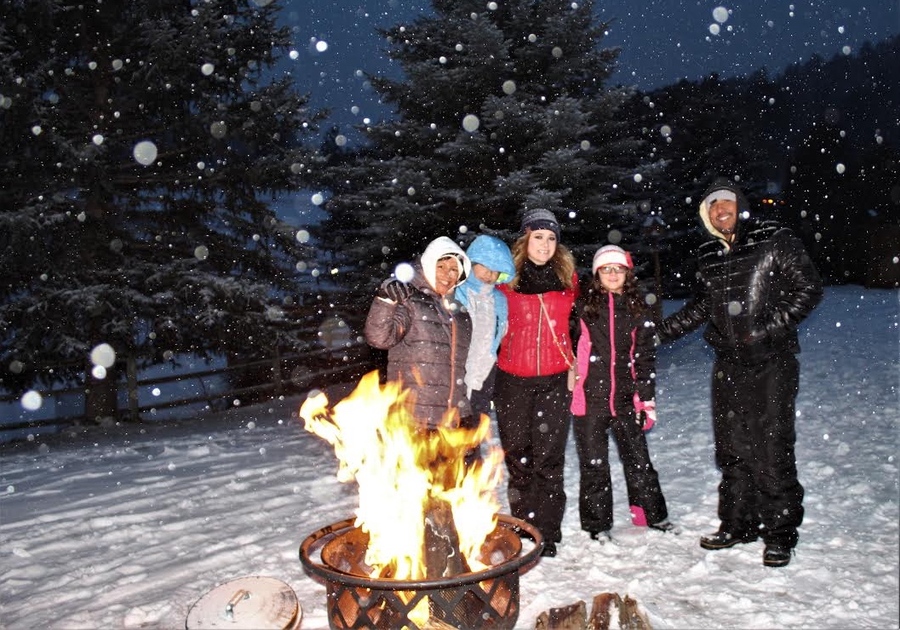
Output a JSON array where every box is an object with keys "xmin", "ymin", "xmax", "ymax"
[
  {"xmin": 439, "ymin": 295, "xmax": 460, "ymax": 413},
  {"xmin": 722, "ymin": 251, "xmax": 736, "ymax": 344},
  {"xmin": 536, "ymin": 294, "xmax": 543, "ymax": 376},
  {"xmin": 448, "ymin": 311, "xmax": 457, "ymax": 410},
  {"xmin": 607, "ymin": 292, "xmax": 617, "ymax": 417}
]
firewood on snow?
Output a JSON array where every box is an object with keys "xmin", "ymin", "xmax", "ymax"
[
  {"xmin": 588, "ymin": 592, "xmax": 652, "ymax": 630},
  {"xmin": 588, "ymin": 592, "xmax": 620, "ymax": 630},
  {"xmin": 619, "ymin": 595, "xmax": 652, "ymax": 630},
  {"xmin": 535, "ymin": 592, "xmax": 653, "ymax": 630},
  {"xmin": 535, "ymin": 600, "xmax": 587, "ymax": 630}
]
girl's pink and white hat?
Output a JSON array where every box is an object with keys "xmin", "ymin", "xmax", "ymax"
[{"xmin": 592, "ymin": 244, "xmax": 633, "ymax": 275}]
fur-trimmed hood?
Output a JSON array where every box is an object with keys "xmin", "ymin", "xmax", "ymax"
[
  {"xmin": 419, "ymin": 236, "xmax": 472, "ymax": 293},
  {"xmin": 698, "ymin": 178, "xmax": 752, "ymax": 250}
]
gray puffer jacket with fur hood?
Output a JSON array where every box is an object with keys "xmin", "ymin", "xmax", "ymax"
[{"xmin": 365, "ymin": 237, "xmax": 473, "ymax": 427}]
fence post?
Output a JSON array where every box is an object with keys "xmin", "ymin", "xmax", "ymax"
[
  {"xmin": 127, "ymin": 356, "xmax": 140, "ymax": 422},
  {"xmin": 272, "ymin": 345, "xmax": 283, "ymax": 397}
]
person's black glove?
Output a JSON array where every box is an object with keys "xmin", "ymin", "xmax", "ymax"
[{"xmin": 377, "ymin": 280, "xmax": 413, "ymax": 303}]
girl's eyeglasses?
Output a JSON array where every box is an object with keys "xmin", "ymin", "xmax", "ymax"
[{"xmin": 597, "ymin": 265, "xmax": 628, "ymax": 275}]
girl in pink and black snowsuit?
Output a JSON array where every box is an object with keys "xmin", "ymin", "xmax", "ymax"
[{"xmin": 570, "ymin": 245, "xmax": 675, "ymax": 541}]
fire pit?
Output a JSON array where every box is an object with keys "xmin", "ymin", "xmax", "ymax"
[
  {"xmin": 300, "ymin": 514, "xmax": 542, "ymax": 630},
  {"xmin": 298, "ymin": 373, "xmax": 540, "ymax": 628}
]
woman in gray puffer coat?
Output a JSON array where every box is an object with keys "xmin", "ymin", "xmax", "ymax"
[{"xmin": 364, "ymin": 236, "xmax": 473, "ymax": 429}]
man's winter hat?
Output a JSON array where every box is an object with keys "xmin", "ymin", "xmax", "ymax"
[
  {"xmin": 520, "ymin": 208, "xmax": 560, "ymax": 239},
  {"xmin": 592, "ymin": 244, "xmax": 634, "ymax": 275},
  {"xmin": 700, "ymin": 188, "xmax": 737, "ymax": 217},
  {"xmin": 698, "ymin": 178, "xmax": 749, "ymax": 217}
]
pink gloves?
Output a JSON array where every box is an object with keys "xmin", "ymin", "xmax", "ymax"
[{"xmin": 633, "ymin": 394, "xmax": 656, "ymax": 431}]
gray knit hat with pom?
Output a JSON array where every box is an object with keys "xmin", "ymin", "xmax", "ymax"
[{"xmin": 520, "ymin": 208, "xmax": 560, "ymax": 239}]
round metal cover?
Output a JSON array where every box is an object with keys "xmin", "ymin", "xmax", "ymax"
[{"xmin": 185, "ymin": 576, "xmax": 301, "ymax": 630}]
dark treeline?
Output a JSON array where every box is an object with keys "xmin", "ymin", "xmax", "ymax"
[
  {"xmin": 626, "ymin": 36, "xmax": 900, "ymax": 292},
  {"xmin": 1, "ymin": 0, "xmax": 897, "ymax": 407},
  {"xmin": 0, "ymin": 0, "xmax": 325, "ymax": 410},
  {"xmin": 312, "ymin": 2, "xmax": 899, "ymax": 303}
]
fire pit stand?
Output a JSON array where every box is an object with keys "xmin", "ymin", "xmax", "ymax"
[{"xmin": 299, "ymin": 514, "xmax": 542, "ymax": 630}]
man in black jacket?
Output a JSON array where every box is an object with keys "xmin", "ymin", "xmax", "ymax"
[{"xmin": 657, "ymin": 178, "xmax": 823, "ymax": 567}]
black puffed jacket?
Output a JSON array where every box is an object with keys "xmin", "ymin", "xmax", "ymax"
[
  {"xmin": 657, "ymin": 218, "xmax": 823, "ymax": 364},
  {"xmin": 572, "ymin": 292, "xmax": 656, "ymax": 416}
]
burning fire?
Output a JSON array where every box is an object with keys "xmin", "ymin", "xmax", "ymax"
[{"xmin": 299, "ymin": 371, "xmax": 503, "ymax": 581}]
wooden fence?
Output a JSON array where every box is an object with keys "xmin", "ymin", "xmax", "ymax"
[{"xmin": 0, "ymin": 341, "xmax": 378, "ymax": 438}]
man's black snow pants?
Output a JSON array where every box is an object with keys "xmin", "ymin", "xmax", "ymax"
[{"xmin": 711, "ymin": 351, "xmax": 804, "ymax": 548}]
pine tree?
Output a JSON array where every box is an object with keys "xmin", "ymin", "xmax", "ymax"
[
  {"xmin": 0, "ymin": 0, "xmax": 324, "ymax": 418},
  {"xmin": 314, "ymin": 0, "xmax": 643, "ymax": 294}
]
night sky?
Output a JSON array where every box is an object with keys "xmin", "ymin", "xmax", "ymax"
[
  {"xmin": 279, "ymin": 0, "xmax": 899, "ymax": 130},
  {"xmin": 273, "ymin": 0, "xmax": 898, "ymax": 224}
]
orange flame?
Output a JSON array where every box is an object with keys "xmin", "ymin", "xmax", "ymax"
[{"xmin": 299, "ymin": 370, "xmax": 502, "ymax": 580}]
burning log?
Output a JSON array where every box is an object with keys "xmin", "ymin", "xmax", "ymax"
[
  {"xmin": 423, "ymin": 496, "xmax": 472, "ymax": 579},
  {"xmin": 423, "ymin": 497, "xmax": 495, "ymax": 629},
  {"xmin": 535, "ymin": 593, "xmax": 653, "ymax": 630}
]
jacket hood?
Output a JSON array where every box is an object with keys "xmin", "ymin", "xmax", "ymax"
[
  {"xmin": 698, "ymin": 178, "xmax": 751, "ymax": 247},
  {"xmin": 464, "ymin": 235, "xmax": 515, "ymax": 285},
  {"xmin": 419, "ymin": 236, "xmax": 472, "ymax": 292}
]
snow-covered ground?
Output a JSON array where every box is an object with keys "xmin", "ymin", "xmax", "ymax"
[{"xmin": 1, "ymin": 285, "xmax": 897, "ymax": 629}]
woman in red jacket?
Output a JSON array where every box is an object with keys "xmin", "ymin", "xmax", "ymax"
[{"xmin": 494, "ymin": 208, "xmax": 578, "ymax": 558}]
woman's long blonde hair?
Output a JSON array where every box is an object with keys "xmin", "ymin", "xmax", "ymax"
[{"xmin": 508, "ymin": 231, "xmax": 577, "ymax": 290}]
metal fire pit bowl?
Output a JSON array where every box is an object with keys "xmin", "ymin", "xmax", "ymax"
[{"xmin": 299, "ymin": 514, "xmax": 543, "ymax": 630}]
